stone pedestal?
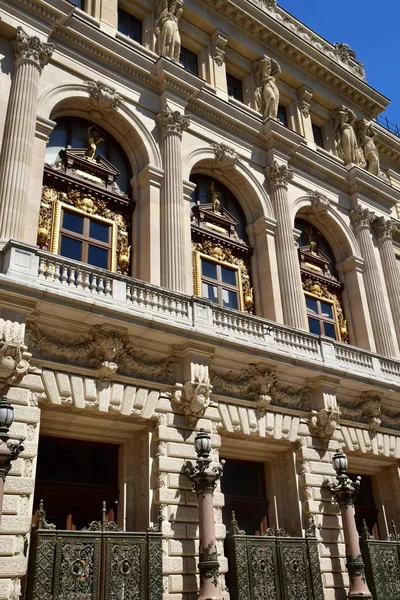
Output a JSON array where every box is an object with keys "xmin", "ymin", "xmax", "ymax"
[
  {"xmin": 157, "ymin": 105, "xmax": 190, "ymax": 293},
  {"xmin": 266, "ymin": 161, "xmax": 308, "ymax": 330},
  {"xmin": 350, "ymin": 206, "xmax": 396, "ymax": 357},
  {"xmin": 375, "ymin": 217, "xmax": 400, "ymax": 349},
  {"xmin": 0, "ymin": 28, "xmax": 53, "ymax": 242}
]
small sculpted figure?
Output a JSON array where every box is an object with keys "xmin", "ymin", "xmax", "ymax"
[
  {"xmin": 358, "ymin": 120, "xmax": 380, "ymax": 176},
  {"xmin": 155, "ymin": 0, "xmax": 183, "ymax": 61},
  {"xmin": 332, "ymin": 106, "xmax": 359, "ymax": 165},
  {"xmin": 254, "ymin": 55, "xmax": 281, "ymax": 119}
]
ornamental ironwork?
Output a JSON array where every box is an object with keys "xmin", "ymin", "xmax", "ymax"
[
  {"xmin": 26, "ymin": 502, "xmax": 162, "ymax": 600},
  {"xmin": 360, "ymin": 520, "xmax": 400, "ymax": 600}
]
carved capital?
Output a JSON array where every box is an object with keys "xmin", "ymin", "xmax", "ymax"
[
  {"xmin": 350, "ymin": 206, "xmax": 375, "ymax": 230},
  {"xmin": 156, "ymin": 104, "xmax": 190, "ymax": 139},
  {"xmin": 266, "ymin": 161, "xmax": 294, "ymax": 187},
  {"xmin": 211, "ymin": 30, "xmax": 228, "ymax": 66},
  {"xmin": 308, "ymin": 408, "xmax": 341, "ymax": 446},
  {"xmin": 13, "ymin": 27, "xmax": 53, "ymax": 72},
  {"xmin": 87, "ymin": 80, "xmax": 122, "ymax": 114},
  {"xmin": 374, "ymin": 216, "xmax": 396, "ymax": 240},
  {"xmin": 173, "ymin": 377, "xmax": 212, "ymax": 426},
  {"xmin": 212, "ymin": 142, "xmax": 240, "ymax": 168}
]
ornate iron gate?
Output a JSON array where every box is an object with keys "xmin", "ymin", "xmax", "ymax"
[
  {"xmin": 26, "ymin": 503, "xmax": 163, "ymax": 600},
  {"xmin": 225, "ymin": 513, "xmax": 324, "ymax": 600},
  {"xmin": 360, "ymin": 521, "xmax": 400, "ymax": 600}
]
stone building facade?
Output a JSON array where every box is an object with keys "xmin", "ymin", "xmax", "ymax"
[{"xmin": 0, "ymin": 0, "xmax": 400, "ymax": 599}]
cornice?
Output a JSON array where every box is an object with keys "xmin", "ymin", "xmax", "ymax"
[
  {"xmin": 346, "ymin": 166, "xmax": 400, "ymax": 209},
  {"xmin": 2, "ymin": 0, "xmax": 75, "ymax": 30},
  {"xmin": 200, "ymin": 0, "xmax": 388, "ymax": 117}
]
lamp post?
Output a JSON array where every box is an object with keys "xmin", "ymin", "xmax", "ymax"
[
  {"xmin": 185, "ymin": 429, "xmax": 224, "ymax": 600},
  {"xmin": 329, "ymin": 450, "xmax": 372, "ymax": 599},
  {"xmin": 0, "ymin": 395, "xmax": 24, "ymax": 527}
]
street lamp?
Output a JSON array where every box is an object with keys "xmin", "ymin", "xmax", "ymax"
[
  {"xmin": 185, "ymin": 429, "xmax": 224, "ymax": 600},
  {"xmin": 0, "ymin": 395, "xmax": 24, "ymax": 527},
  {"xmin": 329, "ymin": 450, "xmax": 372, "ymax": 599}
]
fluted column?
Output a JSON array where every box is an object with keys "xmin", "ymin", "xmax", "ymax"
[
  {"xmin": 350, "ymin": 206, "xmax": 396, "ymax": 357},
  {"xmin": 266, "ymin": 161, "xmax": 308, "ymax": 330},
  {"xmin": 157, "ymin": 105, "xmax": 190, "ymax": 292},
  {"xmin": 0, "ymin": 28, "xmax": 53, "ymax": 242},
  {"xmin": 374, "ymin": 217, "xmax": 400, "ymax": 348}
]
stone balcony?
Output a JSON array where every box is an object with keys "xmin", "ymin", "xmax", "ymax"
[{"xmin": 1, "ymin": 240, "xmax": 400, "ymax": 389}]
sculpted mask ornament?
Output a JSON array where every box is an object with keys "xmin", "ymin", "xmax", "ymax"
[
  {"xmin": 307, "ymin": 190, "xmax": 329, "ymax": 215},
  {"xmin": 212, "ymin": 142, "xmax": 240, "ymax": 169},
  {"xmin": 0, "ymin": 338, "xmax": 31, "ymax": 395},
  {"xmin": 154, "ymin": 0, "xmax": 183, "ymax": 61},
  {"xmin": 308, "ymin": 407, "xmax": 341, "ymax": 446},
  {"xmin": 87, "ymin": 80, "xmax": 122, "ymax": 115},
  {"xmin": 254, "ymin": 55, "xmax": 281, "ymax": 119},
  {"xmin": 174, "ymin": 377, "xmax": 213, "ymax": 426}
]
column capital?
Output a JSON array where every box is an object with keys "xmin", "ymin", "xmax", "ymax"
[
  {"xmin": 265, "ymin": 160, "xmax": 294, "ymax": 187},
  {"xmin": 349, "ymin": 205, "xmax": 375, "ymax": 230},
  {"xmin": 374, "ymin": 216, "xmax": 396, "ymax": 239},
  {"xmin": 156, "ymin": 104, "xmax": 190, "ymax": 139},
  {"xmin": 12, "ymin": 27, "xmax": 54, "ymax": 72}
]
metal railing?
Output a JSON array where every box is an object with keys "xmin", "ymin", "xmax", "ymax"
[{"xmin": 375, "ymin": 115, "xmax": 400, "ymax": 138}]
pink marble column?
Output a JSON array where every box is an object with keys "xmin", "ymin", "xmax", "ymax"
[
  {"xmin": 266, "ymin": 161, "xmax": 308, "ymax": 330},
  {"xmin": 0, "ymin": 28, "xmax": 53, "ymax": 242},
  {"xmin": 186, "ymin": 429, "xmax": 224, "ymax": 600},
  {"xmin": 350, "ymin": 206, "xmax": 396, "ymax": 357},
  {"xmin": 156, "ymin": 104, "xmax": 189, "ymax": 293}
]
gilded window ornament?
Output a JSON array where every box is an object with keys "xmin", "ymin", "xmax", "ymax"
[{"xmin": 303, "ymin": 279, "xmax": 348, "ymax": 343}]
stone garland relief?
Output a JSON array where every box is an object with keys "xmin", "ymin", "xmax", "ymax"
[
  {"xmin": 340, "ymin": 391, "xmax": 400, "ymax": 432},
  {"xmin": 26, "ymin": 323, "xmax": 178, "ymax": 383},
  {"xmin": 37, "ymin": 187, "xmax": 131, "ymax": 275},
  {"xmin": 210, "ymin": 364, "xmax": 312, "ymax": 411},
  {"xmin": 332, "ymin": 106, "xmax": 381, "ymax": 175}
]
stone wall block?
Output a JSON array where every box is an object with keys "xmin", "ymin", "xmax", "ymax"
[
  {"xmin": 0, "ymin": 556, "xmax": 27, "ymax": 578},
  {"xmin": 3, "ymin": 477, "xmax": 34, "ymax": 495},
  {"xmin": 168, "ymin": 539, "xmax": 199, "ymax": 556},
  {"xmin": 6, "ymin": 387, "xmax": 30, "ymax": 406},
  {"xmin": 168, "ymin": 574, "xmax": 198, "ymax": 594},
  {"xmin": 0, "ymin": 538, "xmax": 14, "ymax": 557},
  {"xmin": 0, "ymin": 515, "xmax": 32, "ymax": 534}
]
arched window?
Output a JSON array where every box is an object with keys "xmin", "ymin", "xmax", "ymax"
[
  {"xmin": 190, "ymin": 175, "xmax": 254, "ymax": 313},
  {"xmin": 295, "ymin": 218, "xmax": 348, "ymax": 342},
  {"xmin": 38, "ymin": 118, "xmax": 133, "ymax": 275}
]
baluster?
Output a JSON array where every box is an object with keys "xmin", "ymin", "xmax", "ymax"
[
  {"xmin": 105, "ymin": 278, "xmax": 112, "ymax": 296},
  {"xmin": 138, "ymin": 287, "xmax": 144, "ymax": 306},
  {"xmin": 45, "ymin": 260, "xmax": 53, "ymax": 280},
  {"xmin": 54, "ymin": 262, "xmax": 61, "ymax": 283},
  {"xmin": 83, "ymin": 271, "xmax": 90, "ymax": 291},
  {"xmin": 126, "ymin": 283, "xmax": 132, "ymax": 302},
  {"xmin": 68, "ymin": 267, "xmax": 76, "ymax": 286},
  {"xmin": 98, "ymin": 276, "xmax": 104, "ymax": 294},
  {"xmin": 76, "ymin": 269, "xmax": 83, "ymax": 289},
  {"xmin": 90, "ymin": 273, "xmax": 97, "ymax": 293},
  {"xmin": 60, "ymin": 265, "xmax": 68, "ymax": 284},
  {"xmin": 38, "ymin": 257, "xmax": 46, "ymax": 278}
]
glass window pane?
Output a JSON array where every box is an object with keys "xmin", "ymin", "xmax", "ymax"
[
  {"xmin": 202, "ymin": 282, "xmax": 218, "ymax": 304},
  {"xmin": 222, "ymin": 288, "xmax": 238, "ymax": 310},
  {"xmin": 312, "ymin": 123, "xmax": 324, "ymax": 148},
  {"xmin": 320, "ymin": 302, "xmax": 334, "ymax": 319},
  {"xmin": 277, "ymin": 104, "xmax": 288, "ymax": 127},
  {"xmin": 179, "ymin": 46, "xmax": 198, "ymax": 76},
  {"xmin": 89, "ymin": 220, "xmax": 110, "ymax": 243},
  {"xmin": 62, "ymin": 211, "xmax": 84, "ymax": 234},
  {"xmin": 308, "ymin": 317, "xmax": 320, "ymax": 335},
  {"xmin": 306, "ymin": 296, "xmax": 318, "ymax": 314},
  {"xmin": 202, "ymin": 259, "xmax": 217, "ymax": 280},
  {"xmin": 88, "ymin": 245, "xmax": 109, "ymax": 269},
  {"xmin": 221, "ymin": 266, "xmax": 237, "ymax": 286},
  {"xmin": 60, "ymin": 236, "xmax": 82, "ymax": 261},
  {"xmin": 324, "ymin": 323, "xmax": 337, "ymax": 339},
  {"xmin": 226, "ymin": 73, "xmax": 243, "ymax": 102}
]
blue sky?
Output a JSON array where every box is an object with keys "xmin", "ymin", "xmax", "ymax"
[{"xmin": 279, "ymin": 0, "xmax": 399, "ymax": 125}]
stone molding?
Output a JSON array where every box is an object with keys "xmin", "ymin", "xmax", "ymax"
[
  {"xmin": 13, "ymin": 27, "xmax": 54, "ymax": 72},
  {"xmin": 156, "ymin": 104, "xmax": 190, "ymax": 139},
  {"xmin": 265, "ymin": 161, "xmax": 294, "ymax": 187}
]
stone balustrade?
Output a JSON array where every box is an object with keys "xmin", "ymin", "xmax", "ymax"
[{"xmin": 1, "ymin": 240, "xmax": 400, "ymax": 387}]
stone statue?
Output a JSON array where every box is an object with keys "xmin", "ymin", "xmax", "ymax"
[
  {"xmin": 154, "ymin": 0, "xmax": 183, "ymax": 61},
  {"xmin": 358, "ymin": 120, "xmax": 380, "ymax": 176},
  {"xmin": 254, "ymin": 55, "xmax": 281, "ymax": 119},
  {"xmin": 86, "ymin": 125, "xmax": 104, "ymax": 160},
  {"xmin": 332, "ymin": 106, "xmax": 359, "ymax": 165}
]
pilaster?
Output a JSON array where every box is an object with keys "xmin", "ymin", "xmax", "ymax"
[{"xmin": 210, "ymin": 30, "xmax": 228, "ymax": 98}]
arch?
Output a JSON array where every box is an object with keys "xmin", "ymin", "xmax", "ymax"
[
  {"xmin": 182, "ymin": 146, "xmax": 273, "ymax": 223},
  {"xmin": 37, "ymin": 83, "xmax": 162, "ymax": 173},
  {"xmin": 292, "ymin": 195, "xmax": 359, "ymax": 263}
]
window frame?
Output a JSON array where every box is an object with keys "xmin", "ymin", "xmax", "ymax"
[
  {"xmin": 193, "ymin": 250, "xmax": 244, "ymax": 311},
  {"xmin": 305, "ymin": 291, "xmax": 339, "ymax": 339},
  {"xmin": 117, "ymin": 7, "xmax": 143, "ymax": 44},
  {"xmin": 179, "ymin": 45, "xmax": 199, "ymax": 76},
  {"xmin": 51, "ymin": 201, "xmax": 117, "ymax": 272},
  {"xmin": 226, "ymin": 72, "xmax": 244, "ymax": 103}
]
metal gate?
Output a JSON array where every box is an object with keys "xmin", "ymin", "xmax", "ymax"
[
  {"xmin": 26, "ymin": 503, "xmax": 163, "ymax": 600},
  {"xmin": 360, "ymin": 521, "xmax": 400, "ymax": 600}
]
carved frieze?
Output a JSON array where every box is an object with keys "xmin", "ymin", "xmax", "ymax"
[
  {"xmin": 210, "ymin": 365, "xmax": 312, "ymax": 411},
  {"xmin": 26, "ymin": 324, "xmax": 178, "ymax": 384}
]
